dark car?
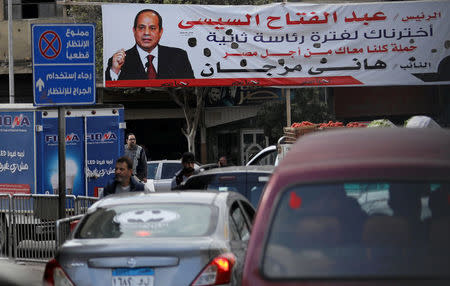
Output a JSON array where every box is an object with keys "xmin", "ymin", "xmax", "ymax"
[
  {"xmin": 243, "ymin": 128, "xmax": 450, "ymax": 285},
  {"xmin": 44, "ymin": 191, "xmax": 255, "ymax": 286},
  {"xmin": 180, "ymin": 165, "xmax": 274, "ymax": 207}
]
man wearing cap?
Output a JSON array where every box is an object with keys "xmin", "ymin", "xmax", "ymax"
[{"xmin": 171, "ymin": 152, "xmax": 198, "ymax": 190}]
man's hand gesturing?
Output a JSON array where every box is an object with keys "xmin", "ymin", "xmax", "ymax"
[{"xmin": 111, "ymin": 49, "xmax": 126, "ymax": 75}]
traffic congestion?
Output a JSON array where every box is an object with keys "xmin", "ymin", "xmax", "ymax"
[
  {"xmin": 39, "ymin": 125, "xmax": 450, "ymax": 286},
  {"xmin": 0, "ymin": 1, "xmax": 449, "ymax": 286}
]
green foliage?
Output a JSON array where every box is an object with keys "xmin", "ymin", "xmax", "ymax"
[{"xmin": 256, "ymin": 88, "xmax": 335, "ymax": 143}]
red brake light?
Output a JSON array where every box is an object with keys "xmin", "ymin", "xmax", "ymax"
[
  {"xmin": 191, "ymin": 253, "xmax": 236, "ymax": 286},
  {"xmin": 69, "ymin": 220, "xmax": 80, "ymax": 232},
  {"xmin": 215, "ymin": 257, "xmax": 230, "ymax": 272},
  {"xmin": 43, "ymin": 258, "xmax": 74, "ymax": 286},
  {"xmin": 218, "ymin": 176, "xmax": 236, "ymax": 182}
]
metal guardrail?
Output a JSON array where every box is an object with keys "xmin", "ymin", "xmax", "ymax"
[
  {"xmin": 56, "ymin": 214, "xmax": 84, "ymax": 248},
  {"xmin": 0, "ymin": 194, "xmax": 98, "ymax": 262}
]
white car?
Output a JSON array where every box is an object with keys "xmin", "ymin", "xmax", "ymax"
[
  {"xmin": 246, "ymin": 145, "xmax": 277, "ymax": 166},
  {"xmin": 146, "ymin": 160, "xmax": 200, "ymax": 191}
]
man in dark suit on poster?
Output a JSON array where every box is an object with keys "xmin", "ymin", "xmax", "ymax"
[{"xmin": 105, "ymin": 9, "xmax": 194, "ymax": 80}]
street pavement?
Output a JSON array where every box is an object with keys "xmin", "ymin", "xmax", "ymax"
[{"xmin": 0, "ymin": 257, "xmax": 46, "ymax": 285}]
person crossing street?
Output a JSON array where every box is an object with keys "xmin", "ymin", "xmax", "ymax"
[{"xmin": 124, "ymin": 133, "xmax": 148, "ymax": 182}]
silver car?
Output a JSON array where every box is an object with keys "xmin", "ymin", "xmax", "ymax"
[
  {"xmin": 147, "ymin": 160, "xmax": 200, "ymax": 191},
  {"xmin": 43, "ymin": 191, "xmax": 255, "ymax": 286}
]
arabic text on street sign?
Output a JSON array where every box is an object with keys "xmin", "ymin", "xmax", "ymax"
[{"xmin": 33, "ymin": 24, "xmax": 96, "ymax": 106}]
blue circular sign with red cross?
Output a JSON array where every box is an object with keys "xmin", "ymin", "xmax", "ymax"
[
  {"xmin": 39, "ymin": 31, "xmax": 61, "ymax": 59},
  {"xmin": 32, "ymin": 24, "xmax": 96, "ymax": 106}
]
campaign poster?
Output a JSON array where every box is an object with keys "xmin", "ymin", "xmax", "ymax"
[
  {"xmin": 102, "ymin": 2, "xmax": 450, "ymax": 88},
  {"xmin": 0, "ymin": 111, "xmax": 35, "ymax": 194}
]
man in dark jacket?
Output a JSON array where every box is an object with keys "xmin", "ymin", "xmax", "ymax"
[
  {"xmin": 171, "ymin": 152, "xmax": 198, "ymax": 190},
  {"xmin": 103, "ymin": 156, "xmax": 145, "ymax": 197}
]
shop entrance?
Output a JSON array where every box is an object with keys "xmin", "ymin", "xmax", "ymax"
[
  {"xmin": 240, "ymin": 129, "xmax": 268, "ymax": 165},
  {"xmin": 125, "ymin": 118, "xmax": 188, "ymax": 161}
]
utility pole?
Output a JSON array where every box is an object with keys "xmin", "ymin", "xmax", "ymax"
[
  {"xmin": 283, "ymin": 0, "xmax": 291, "ymax": 127},
  {"xmin": 8, "ymin": 0, "xmax": 15, "ymax": 103}
]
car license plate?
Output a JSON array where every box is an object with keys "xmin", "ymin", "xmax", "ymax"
[{"xmin": 112, "ymin": 268, "xmax": 154, "ymax": 286}]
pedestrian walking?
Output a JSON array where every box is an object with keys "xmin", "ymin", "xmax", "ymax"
[
  {"xmin": 171, "ymin": 152, "xmax": 198, "ymax": 189},
  {"xmin": 124, "ymin": 133, "xmax": 148, "ymax": 182},
  {"xmin": 102, "ymin": 156, "xmax": 146, "ymax": 197}
]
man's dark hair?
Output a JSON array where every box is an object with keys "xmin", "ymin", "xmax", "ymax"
[
  {"xmin": 127, "ymin": 133, "xmax": 136, "ymax": 140},
  {"xmin": 117, "ymin": 156, "xmax": 133, "ymax": 170},
  {"xmin": 134, "ymin": 9, "xmax": 163, "ymax": 30},
  {"xmin": 181, "ymin": 152, "xmax": 195, "ymax": 163}
]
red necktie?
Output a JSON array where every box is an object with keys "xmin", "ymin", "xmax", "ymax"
[{"xmin": 146, "ymin": 55, "xmax": 156, "ymax": 79}]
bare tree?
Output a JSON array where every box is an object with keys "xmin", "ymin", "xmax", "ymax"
[{"xmin": 169, "ymin": 87, "xmax": 210, "ymax": 155}]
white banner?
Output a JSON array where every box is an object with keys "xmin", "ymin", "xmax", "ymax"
[{"xmin": 102, "ymin": 1, "xmax": 450, "ymax": 88}]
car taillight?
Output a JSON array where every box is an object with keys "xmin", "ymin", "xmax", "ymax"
[
  {"xmin": 69, "ymin": 220, "xmax": 80, "ymax": 232},
  {"xmin": 43, "ymin": 258, "xmax": 74, "ymax": 286},
  {"xmin": 191, "ymin": 253, "xmax": 236, "ymax": 286}
]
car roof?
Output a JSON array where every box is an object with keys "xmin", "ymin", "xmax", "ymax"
[
  {"xmin": 147, "ymin": 160, "xmax": 180, "ymax": 164},
  {"xmin": 275, "ymin": 128, "xmax": 450, "ymax": 183},
  {"xmin": 147, "ymin": 160, "xmax": 200, "ymax": 166},
  {"xmin": 193, "ymin": 165, "xmax": 274, "ymax": 176},
  {"xmin": 90, "ymin": 191, "xmax": 234, "ymax": 212}
]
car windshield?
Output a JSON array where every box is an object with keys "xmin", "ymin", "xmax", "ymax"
[
  {"xmin": 147, "ymin": 163, "xmax": 158, "ymax": 179},
  {"xmin": 161, "ymin": 163, "xmax": 181, "ymax": 179},
  {"xmin": 263, "ymin": 181, "xmax": 449, "ymax": 279},
  {"xmin": 76, "ymin": 203, "xmax": 218, "ymax": 239}
]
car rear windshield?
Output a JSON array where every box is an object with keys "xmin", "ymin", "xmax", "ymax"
[
  {"xmin": 76, "ymin": 203, "xmax": 218, "ymax": 239},
  {"xmin": 262, "ymin": 182, "xmax": 449, "ymax": 279},
  {"xmin": 186, "ymin": 172, "xmax": 270, "ymax": 207}
]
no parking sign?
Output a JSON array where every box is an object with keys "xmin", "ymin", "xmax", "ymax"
[{"xmin": 32, "ymin": 24, "xmax": 96, "ymax": 106}]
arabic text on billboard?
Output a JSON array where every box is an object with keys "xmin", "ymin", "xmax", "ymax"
[{"xmin": 102, "ymin": 2, "xmax": 450, "ymax": 88}]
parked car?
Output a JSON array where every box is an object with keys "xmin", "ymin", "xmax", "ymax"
[
  {"xmin": 44, "ymin": 191, "xmax": 255, "ymax": 286},
  {"xmin": 243, "ymin": 128, "xmax": 450, "ymax": 285},
  {"xmin": 245, "ymin": 145, "xmax": 277, "ymax": 166},
  {"xmin": 180, "ymin": 165, "xmax": 274, "ymax": 207},
  {"xmin": 146, "ymin": 160, "xmax": 200, "ymax": 191}
]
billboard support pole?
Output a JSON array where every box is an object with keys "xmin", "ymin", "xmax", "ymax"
[
  {"xmin": 283, "ymin": 0, "xmax": 291, "ymax": 127},
  {"xmin": 58, "ymin": 107, "xmax": 67, "ymax": 219},
  {"xmin": 7, "ymin": 0, "xmax": 14, "ymax": 104},
  {"xmin": 286, "ymin": 88, "xmax": 291, "ymax": 127}
]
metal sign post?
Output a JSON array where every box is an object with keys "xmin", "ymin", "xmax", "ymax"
[
  {"xmin": 32, "ymin": 24, "xmax": 96, "ymax": 219},
  {"xmin": 58, "ymin": 107, "xmax": 66, "ymax": 219}
]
